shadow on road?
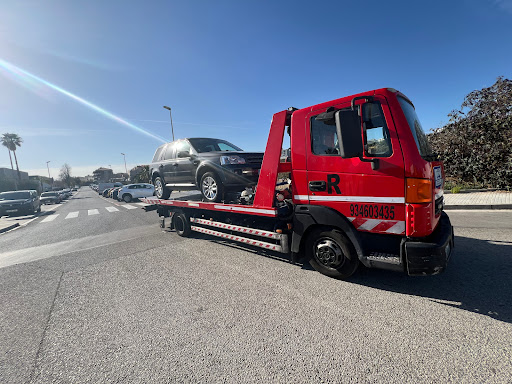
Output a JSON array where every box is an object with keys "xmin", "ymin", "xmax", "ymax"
[
  {"xmin": 351, "ymin": 235, "xmax": 512, "ymax": 324},
  {"xmin": 203, "ymin": 234, "xmax": 511, "ymax": 323}
]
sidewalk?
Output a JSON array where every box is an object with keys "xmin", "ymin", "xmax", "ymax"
[{"xmin": 444, "ymin": 191, "xmax": 512, "ymax": 210}]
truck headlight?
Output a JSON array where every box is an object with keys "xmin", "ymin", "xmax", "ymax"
[{"xmin": 220, "ymin": 155, "xmax": 246, "ymax": 165}]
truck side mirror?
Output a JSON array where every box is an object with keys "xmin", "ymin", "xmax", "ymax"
[{"xmin": 335, "ymin": 110, "xmax": 363, "ymax": 158}]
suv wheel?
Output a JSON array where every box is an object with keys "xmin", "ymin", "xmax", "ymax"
[
  {"xmin": 123, "ymin": 194, "xmax": 132, "ymax": 203},
  {"xmin": 200, "ymin": 172, "xmax": 223, "ymax": 203},
  {"xmin": 154, "ymin": 177, "xmax": 171, "ymax": 199}
]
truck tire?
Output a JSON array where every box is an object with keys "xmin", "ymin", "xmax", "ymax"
[
  {"xmin": 154, "ymin": 177, "xmax": 171, "ymax": 199},
  {"xmin": 200, "ymin": 172, "xmax": 223, "ymax": 202},
  {"xmin": 305, "ymin": 227, "xmax": 359, "ymax": 279},
  {"xmin": 174, "ymin": 212, "xmax": 191, "ymax": 237}
]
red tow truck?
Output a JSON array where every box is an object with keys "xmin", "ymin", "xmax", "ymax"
[{"xmin": 142, "ymin": 88, "xmax": 454, "ymax": 279}]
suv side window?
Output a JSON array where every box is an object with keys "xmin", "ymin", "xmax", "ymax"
[
  {"xmin": 152, "ymin": 145, "xmax": 165, "ymax": 162},
  {"xmin": 362, "ymin": 103, "xmax": 392, "ymax": 157},
  {"xmin": 175, "ymin": 140, "xmax": 191, "ymax": 155},
  {"xmin": 310, "ymin": 117, "xmax": 340, "ymax": 156},
  {"xmin": 163, "ymin": 143, "xmax": 176, "ymax": 160}
]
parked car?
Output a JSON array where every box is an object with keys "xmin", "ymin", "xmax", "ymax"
[
  {"xmin": 149, "ymin": 138, "xmax": 263, "ymax": 202},
  {"xmin": 0, "ymin": 190, "xmax": 41, "ymax": 216},
  {"xmin": 102, "ymin": 188, "xmax": 112, "ymax": 197},
  {"xmin": 111, "ymin": 187, "xmax": 122, "ymax": 200},
  {"xmin": 117, "ymin": 183, "xmax": 155, "ymax": 202},
  {"xmin": 40, "ymin": 191, "xmax": 61, "ymax": 204}
]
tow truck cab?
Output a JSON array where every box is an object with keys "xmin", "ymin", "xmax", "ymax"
[{"xmin": 283, "ymin": 88, "xmax": 453, "ymax": 275}]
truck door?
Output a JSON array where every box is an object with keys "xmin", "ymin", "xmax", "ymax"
[{"xmin": 304, "ymin": 98, "xmax": 406, "ymax": 236}]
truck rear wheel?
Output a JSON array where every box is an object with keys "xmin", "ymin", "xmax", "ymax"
[
  {"xmin": 305, "ymin": 227, "xmax": 359, "ymax": 279},
  {"xmin": 174, "ymin": 212, "xmax": 191, "ymax": 237}
]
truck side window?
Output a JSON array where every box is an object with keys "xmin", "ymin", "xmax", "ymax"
[
  {"xmin": 310, "ymin": 118, "xmax": 340, "ymax": 156},
  {"xmin": 363, "ymin": 103, "xmax": 392, "ymax": 157}
]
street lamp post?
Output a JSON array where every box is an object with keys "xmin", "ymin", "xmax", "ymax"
[
  {"xmin": 46, "ymin": 161, "xmax": 52, "ymax": 190},
  {"xmin": 121, "ymin": 153, "xmax": 128, "ymax": 180},
  {"xmin": 163, "ymin": 106, "xmax": 175, "ymax": 141}
]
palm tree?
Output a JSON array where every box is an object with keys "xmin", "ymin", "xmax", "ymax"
[{"xmin": 1, "ymin": 133, "xmax": 23, "ymax": 179}]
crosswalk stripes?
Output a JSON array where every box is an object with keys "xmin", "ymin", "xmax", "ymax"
[
  {"xmin": 65, "ymin": 211, "xmax": 79, "ymax": 219},
  {"xmin": 39, "ymin": 204, "xmax": 139, "ymax": 224},
  {"xmin": 41, "ymin": 214, "xmax": 59, "ymax": 223},
  {"xmin": 135, "ymin": 202, "xmax": 149, "ymax": 207}
]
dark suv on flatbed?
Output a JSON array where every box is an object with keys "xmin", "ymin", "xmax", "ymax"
[{"xmin": 150, "ymin": 138, "xmax": 263, "ymax": 202}]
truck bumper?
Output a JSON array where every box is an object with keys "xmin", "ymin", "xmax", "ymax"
[{"xmin": 403, "ymin": 212, "xmax": 454, "ymax": 276}]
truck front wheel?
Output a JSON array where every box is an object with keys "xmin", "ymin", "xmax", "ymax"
[{"xmin": 305, "ymin": 227, "xmax": 359, "ymax": 279}]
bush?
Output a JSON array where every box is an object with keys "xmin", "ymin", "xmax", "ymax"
[{"xmin": 427, "ymin": 77, "xmax": 512, "ymax": 189}]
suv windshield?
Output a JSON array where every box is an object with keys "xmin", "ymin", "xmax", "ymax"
[
  {"xmin": 188, "ymin": 138, "xmax": 242, "ymax": 153},
  {"xmin": 0, "ymin": 191, "xmax": 31, "ymax": 200},
  {"xmin": 397, "ymin": 96, "xmax": 433, "ymax": 159}
]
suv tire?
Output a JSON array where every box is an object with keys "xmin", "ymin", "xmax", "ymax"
[
  {"xmin": 200, "ymin": 172, "xmax": 223, "ymax": 203},
  {"xmin": 154, "ymin": 176, "xmax": 171, "ymax": 199}
]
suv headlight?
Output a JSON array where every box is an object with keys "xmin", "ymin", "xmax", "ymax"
[{"xmin": 220, "ymin": 155, "xmax": 246, "ymax": 165}]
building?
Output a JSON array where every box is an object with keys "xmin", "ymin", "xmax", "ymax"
[
  {"xmin": 92, "ymin": 167, "xmax": 113, "ymax": 183},
  {"xmin": 0, "ymin": 167, "xmax": 29, "ymax": 180}
]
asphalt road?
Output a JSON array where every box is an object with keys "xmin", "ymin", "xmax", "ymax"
[{"xmin": 1, "ymin": 188, "xmax": 511, "ymax": 383}]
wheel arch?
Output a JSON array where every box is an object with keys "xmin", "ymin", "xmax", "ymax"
[
  {"xmin": 195, "ymin": 163, "xmax": 220, "ymax": 187},
  {"xmin": 291, "ymin": 205, "xmax": 368, "ymax": 266}
]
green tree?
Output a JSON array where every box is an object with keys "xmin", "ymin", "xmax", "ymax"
[
  {"xmin": 1, "ymin": 133, "xmax": 23, "ymax": 179},
  {"xmin": 132, "ymin": 165, "xmax": 150, "ymax": 183},
  {"xmin": 428, "ymin": 77, "xmax": 512, "ymax": 188}
]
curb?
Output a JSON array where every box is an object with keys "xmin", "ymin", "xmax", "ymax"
[
  {"xmin": 445, "ymin": 204, "xmax": 512, "ymax": 210},
  {"xmin": 0, "ymin": 223, "xmax": 20, "ymax": 234}
]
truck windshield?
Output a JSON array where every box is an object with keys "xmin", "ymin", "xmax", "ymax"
[{"xmin": 397, "ymin": 96, "xmax": 433, "ymax": 159}]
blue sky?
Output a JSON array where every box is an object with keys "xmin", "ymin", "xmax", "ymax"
[{"xmin": 1, "ymin": 0, "xmax": 511, "ymax": 177}]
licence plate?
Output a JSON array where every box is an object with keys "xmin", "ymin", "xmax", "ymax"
[
  {"xmin": 434, "ymin": 166, "xmax": 443, "ymax": 189},
  {"xmin": 6, "ymin": 209, "xmax": 18, "ymax": 213}
]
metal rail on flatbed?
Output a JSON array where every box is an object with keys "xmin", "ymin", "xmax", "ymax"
[{"xmin": 141, "ymin": 197, "xmax": 278, "ymax": 217}]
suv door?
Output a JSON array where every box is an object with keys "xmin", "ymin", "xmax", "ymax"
[
  {"xmin": 159, "ymin": 143, "xmax": 177, "ymax": 183},
  {"xmin": 304, "ymin": 97, "xmax": 406, "ymax": 236},
  {"xmin": 172, "ymin": 140, "xmax": 196, "ymax": 186}
]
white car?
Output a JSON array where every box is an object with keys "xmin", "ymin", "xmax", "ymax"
[{"xmin": 117, "ymin": 183, "xmax": 155, "ymax": 203}]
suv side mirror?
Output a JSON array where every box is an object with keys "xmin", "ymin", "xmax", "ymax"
[
  {"xmin": 334, "ymin": 110, "xmax": 363, "ymax": 158},
  {"xmin": 177, "ymin": 151, "xmax": 190, "ymax": 158}
]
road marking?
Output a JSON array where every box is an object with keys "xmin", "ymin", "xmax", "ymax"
[
  {"xmin": 122, "ymin": 204, "xmax": 137, "ymax": 210},
  {"xmin": 88, "ymin": 209, "xmax": 99, "ymax": 215},
  {"xmin": 136, "ymin": 202, "xmax": 149, "ymax": 207},
  {"xmin": 105, "ymin": 206, "xmax": 119, "ymax": 212},
  {"xmin": 65, "ymin": 211, "xmax": 79, "ymax": 219},
  {"xmin": 41, "ymin": 215, "xmax": 59, "ymax": 223}
]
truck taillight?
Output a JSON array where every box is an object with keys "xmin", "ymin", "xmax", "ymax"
[{"xmin": 406, "ymin": 178, "xmax": 432, "ymax": 204}]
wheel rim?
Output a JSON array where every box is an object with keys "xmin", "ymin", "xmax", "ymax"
[
  {"xmin": 155, "ymin": 179, "xmax": 163, "ymax": 197},
  {"xmin": 202, "ymin": 176, "xmax": 217, "ymax": 200},
  {"xmin": 313, "ymin": 237, "xmax": 345, "ymax": 268}
]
